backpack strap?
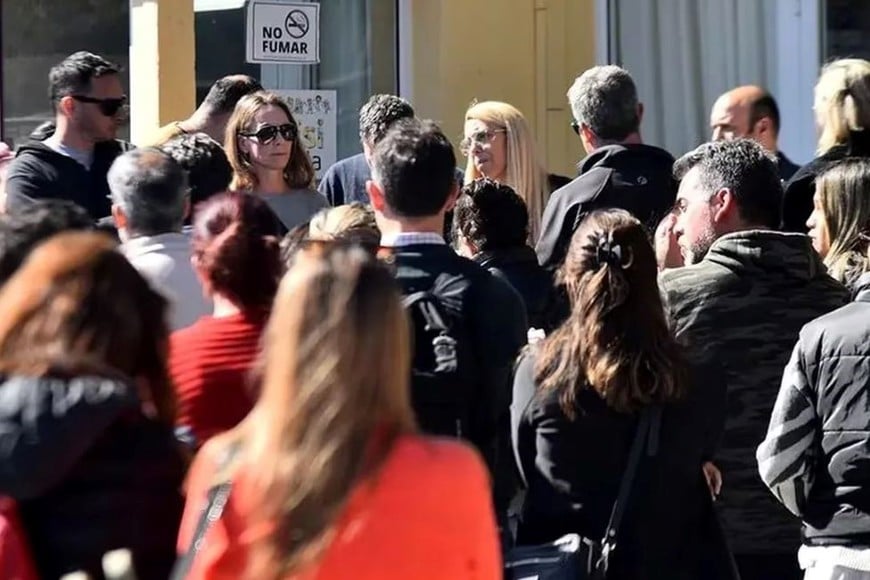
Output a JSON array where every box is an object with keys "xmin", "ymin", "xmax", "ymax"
[{"xmin": 598, "ymin": 405, "xmax": 662, "ymax": 570}]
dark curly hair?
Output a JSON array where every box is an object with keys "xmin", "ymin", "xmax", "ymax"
[
  {"xmin": 453, "ymin": 178, "xmax": 529, "ymax": 252},
  {"xmin": 358, "ymin": 94, "xmax": 415, "ymax": 145}
]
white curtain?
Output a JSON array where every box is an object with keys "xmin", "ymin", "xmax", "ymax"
[{"xmin": 610, "ymin": 0, "xmax": 816, "ymax": 163}]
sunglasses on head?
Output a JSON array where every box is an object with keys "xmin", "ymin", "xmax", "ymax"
[
  {"xmin": 240, "ymin": 123, "xmax": 298, "ymax": 144},
  {"xmin": 71, "ymin": 95, "xmax": 127, "ymax": 117}
]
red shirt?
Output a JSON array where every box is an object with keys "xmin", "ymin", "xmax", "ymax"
[
  {"xmin": 169, "ymin": 311, "xmax": 267, "ymax": 445},
  {"xmin": 178, "ymin": 435, "xmax": 501, "ymax": 579}
]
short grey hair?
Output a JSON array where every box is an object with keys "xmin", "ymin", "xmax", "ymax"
[
  {"xmin": 108, "ymin": 148, "xmax": 188, "ymax": 236},
  {"xmin": 567, "ymin": 65, "xmax": 640, "ymax": 142}
]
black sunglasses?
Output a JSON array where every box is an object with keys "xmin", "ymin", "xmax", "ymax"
[
  {"xmin": 71, "ymin": 95, "xmax": 127, "ymax": 117},
  {"xmin": 240, "ymin": 123, "xmax": 298, "ymax": 144},
  {"xmin": 570, "ymin": 120, "xmax": 580, "ymax": 135}
]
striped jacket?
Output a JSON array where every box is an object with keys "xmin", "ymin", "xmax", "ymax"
[
  {"xmin": 659, "ymin": 230, "xmax": 848, "ymax": 554},
  {"xmin": 758, "ymin": 273, "xmax": 870, "ymax": 546}
]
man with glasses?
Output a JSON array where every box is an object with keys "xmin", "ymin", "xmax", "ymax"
[
  {"xmin": 536, "ymin": 65, "xmax": 677, "ymax": 271},
  {"xmin": 5, "ymin": 51, "xmax": 132, "ymax": 220}
]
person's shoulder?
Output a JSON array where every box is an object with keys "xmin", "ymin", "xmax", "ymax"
[
  {"xmin": 800, "ymin": 299, "xmax": 870, "ymax": 351},
  {"xmin": 659, "ymin": 261, "xmax": 728, "ymax": 294},
  {"xmin": 390, "ymin": 435, "xmax": 489, "ymax": 484}
]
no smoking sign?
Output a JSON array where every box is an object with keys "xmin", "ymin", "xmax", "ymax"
[{"xmin": 247, "ymin": 1, "xmax": 320, "ymax": 64}]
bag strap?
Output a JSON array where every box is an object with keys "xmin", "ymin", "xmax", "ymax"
[
  {"xmin": 599, "ymin": 405, "xmax": 662, "ymax": 560},
  {"xmin": 402, "ymin": 291, "xmax": 450, "ymax": 333},
  {"xmin": 170, "ymin": 445, "xmax": 238, "ymax": 580}
]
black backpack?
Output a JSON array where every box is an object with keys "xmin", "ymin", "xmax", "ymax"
[{"xmin": 402, "ymin": 275, "xmax": 477, "ymax": 439}]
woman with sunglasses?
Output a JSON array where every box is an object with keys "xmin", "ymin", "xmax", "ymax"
[
  {"xmin": 177, "ymin": 244, "xmax": 501, "ymax": 579},
  {"xmin": 462, "ymin": 101, "xmax": 569, "ymax": 244},
  {"xmin": 225, "ymin": 91, "xmax": 329, "ymax": 229}
]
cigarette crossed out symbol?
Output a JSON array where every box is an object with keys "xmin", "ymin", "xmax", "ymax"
[{"xmin": 284, "ymin": 9, "xmax": 309, "ymax": 39}]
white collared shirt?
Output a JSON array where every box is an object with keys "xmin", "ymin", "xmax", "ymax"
[{"xmin": 381, "ymin": 232, "xmax": 446, "ymax": 248}]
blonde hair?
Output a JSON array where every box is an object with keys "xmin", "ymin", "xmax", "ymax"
[
  {"xmin": 814, "ymin": 59, "xmax": 870, "ymax": 155},
  {"xmin": 213, "ymin": 245, "xmax": 415, "ymax": 578},
  {"xmin": 463, "ymin": 101, "xmax": 549, "ymax": 242},
  {"xmin": 225, "ymin": 91, "xmax": 316, "ymax": 191},
  {"xmin": 817, "ymin": 158, "xmax": 870, "ymax": 288},
  {"xmin": 308, "ymin": 202, "xmax": 378, "ymax": 242}
]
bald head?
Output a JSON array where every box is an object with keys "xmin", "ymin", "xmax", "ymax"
[{"xmin": 710, "ymin": 86, "xmax": 781, "ymax": 153}]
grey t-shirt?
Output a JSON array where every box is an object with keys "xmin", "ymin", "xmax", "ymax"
[{"xmin": 260, "ymin": 189, "xmax": 330, "ymax": 230}]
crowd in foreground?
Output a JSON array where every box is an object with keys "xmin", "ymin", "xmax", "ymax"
[{"xmin": 0, "ymin": 49, "xmax": 868, "ymax": 580}]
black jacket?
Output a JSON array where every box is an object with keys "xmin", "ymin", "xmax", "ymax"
[
  {"xmin": 0, "ymin": 375, "xmax": 184, "ymax": 580},
  {"xmin": 777, "ymin": 151, "xmax": 800, "ymax": 183},
  {"xmin": 511, "ymin": 354, "xmax": 727, "ymax": 579},
  {"xmin": 535, "ymin": 144, "xmax": 677, "ymax": 270},
  {"xmin": 5, "ymin": 140, "xmax": 132, "ymax": 220},
  {"xmin": 391, "ymin": 243, "xmax": 527, "ymax": 511},
  {"xmin": 782, "ymin": 131, "xmax": 870, "ymax": 232},
  {"xmin": 475, "ymin": 246, "xmax": 552, "ymax": 330},
  {"xmin": 758, "ymin": 273, "xmax": 870, "ymax": 548}
]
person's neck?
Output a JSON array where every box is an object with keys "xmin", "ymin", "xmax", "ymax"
[
  {"xmin": 49, "ymin": 122, "xmax": 95, "ymax": 152},
  {"xmin": 180, "ymin": 110, "xmax": 226, "ymax": 144},
  {"xmin": 211, "ymin": 294, "xmax": 242, "ymax": 318},
  {"xmin": 378, "ymin": 214, "xmax": 446, "ymax": 238},
  {"xmin": 254, "ymin": 170, "xmax": 290, "ymax": 194}
]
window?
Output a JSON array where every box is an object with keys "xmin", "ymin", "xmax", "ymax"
[
  {"xmin": 195, "ymin": 0, "xmax": 398, "ymax": 161},
  {"xmin": 1, "ymin": 0, "xmax": 130, "ymax": 146}
]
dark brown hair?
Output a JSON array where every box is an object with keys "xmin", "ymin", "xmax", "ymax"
[
  {"xmin": 534, "ymin": 209, "xmax": 686, "ymax": 416},
  {"xmin": 0, "ymin": 232, "xmax": 175, "ymax": 423},
  {"xmin": 192, "ymin": 191, "xmax": 284, "ymax": 310}
]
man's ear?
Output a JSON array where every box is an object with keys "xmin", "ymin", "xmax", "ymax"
[
  {"xmin": 58, "ymin": 96, "xmax": 76, "ymax": 118},
  {"xmin": 636, "ymin": 102, "xmax": 644, "ymax": 126},
  {"xmin": 111, "ymin": 205, "xmax": 127, "ymax": 230},
  {"xmin": 367, "ymin": 179, "xmax": 386, "ymax": 211},
  {"xmin": 182, "ymin": 197, "xmax": 191, "ymax": 221},
  {"xmin": 711, "ymin": 188, "xmax": 737, "ymax": 224},
  {"xmin": 580, "ymin": 124, "xmax": 597, "ymax": 153}
]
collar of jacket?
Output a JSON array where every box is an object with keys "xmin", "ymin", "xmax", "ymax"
[{"xmin": 702, "ymin": 229, "xmax": 827, "ymax": 281}]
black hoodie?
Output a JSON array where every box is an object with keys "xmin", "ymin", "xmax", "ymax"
[
  {"xmin": 5, "ymin": 139, "xmax": 132, "ymax": 220},
  {"xmin": 535, "ymin": 143, "xmax": 677, "ymax": 270}
]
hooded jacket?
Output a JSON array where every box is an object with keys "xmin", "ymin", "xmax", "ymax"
[
  {"xmin": 5, "ymin": 139, "xmax": 131, "ymax": 220},
  {"xmin": 0, "ymin": 375, "xmax": 184, "ymax": 580},
  {"xmin": 758, "ymin": 272, "xmax": 870, "ymax": 548},
  {"xmin": 659, "ymin": 230, "xmax": 849, "ymax": 555},
  {"xmin": 535, "ymin": 143, "xmax": 677, "ymax": 270}
]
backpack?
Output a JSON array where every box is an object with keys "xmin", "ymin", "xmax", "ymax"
[{"xmin": 402, "ymin": 275, "xmax": 477, "ymax": 439}]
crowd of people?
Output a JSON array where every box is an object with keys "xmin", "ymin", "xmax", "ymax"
[{"xmin": 0, "ymin": 47, "xmax": 868, "ymax": 580}]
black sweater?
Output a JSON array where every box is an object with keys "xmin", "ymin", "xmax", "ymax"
[
  {"xmin": 5, "ymin": 140, "xmax": 131, "ymax": 220},
  {"xmin": 511, "ymin": 354, "xmax": 727, "ymax": 579},
  {"xmin": 0, "ymin": 375, "xmax": 184, "ymax": 580}
]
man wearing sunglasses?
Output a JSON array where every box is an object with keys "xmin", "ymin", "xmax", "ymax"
[{"xmin": 5, "ymin": 51, "xmax": 132, "ymax": 221}]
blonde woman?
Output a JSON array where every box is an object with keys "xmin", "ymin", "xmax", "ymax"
[
  {"xmin": 462, "ymin": 101, "xmax": 568, "ymax": 242},
  {"xmin": 805, "ymin": 158, "xmax": 870, "ymax": 293},
  {"xmin": 308, "ymin": 202, "xmax": 380, "ymax": 249},
  {"xmin": 225, "ymin": 91, "xmax": 329, "ymax": 229},
  {"xmin": 783, "ymin": 59, "xmax": 870, "ymax": 232},
  {"xmin": 178, "ymin": 245, "xmax": 501, "ymax": 579}
]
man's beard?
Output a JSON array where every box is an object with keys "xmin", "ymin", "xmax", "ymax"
[{"xmin": 684, "ymin": 227, "xmax": 718, "ymax": 265}]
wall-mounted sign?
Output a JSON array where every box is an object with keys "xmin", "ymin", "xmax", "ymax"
[{"xmin": 246, "ymin": 1, "xmax": 320, "ymax": 64}]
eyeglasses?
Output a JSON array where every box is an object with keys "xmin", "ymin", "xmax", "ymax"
[
  {"xmin": 459, "ymin": 129, "xmax": 506, "ymax": 156},
  {"xmin": 71, "ymin": 95, "xmax": 127, "ymax": 117},
  {"xmin": 240, "ymin": 123, "xmax": 298, "ymax": 144},
  {"xmin": 570, "ymin": 120, "xmax": 580, "ymax": 135}
]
